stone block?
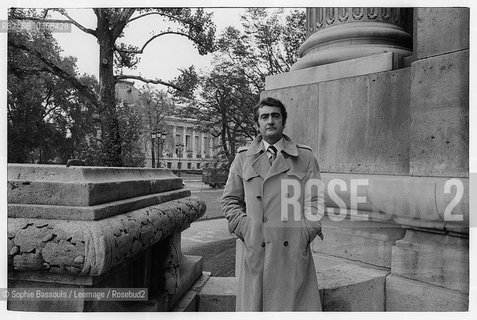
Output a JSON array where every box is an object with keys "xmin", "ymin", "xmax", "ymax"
[
  {"xmin": 317, "ymin": 262, "xmax": 387, "ymax": 311},
  {"xmin": 264, "ymin": 68, "xmax": 411, "ymax": 175},
  {"xmin": 391, "ymin": 230, "xmax": 469, "ymax": 294},
  {"xmin": 386, "ymin": 274, "xmax": 468, "ymax": 311},
  {"xmin": 7, "ymin": 164, "xmax": 183, "ymax": 206},
  {"xmin": 410, "ymin": 50, "xmax": 469, "ymax": 177},
  {"xmin": 8, "ymin": 189, "xmax": 191, "ymax": 221},
  {"xmin": 7, "ymin": 165, "xmax": 208, "ymax": 312},
  {"xmin": 172, "ymin": 272, "xmax": 211, "ymax": 311},
  {"xmin": 8, "ymin": 198, "xmax": 206, "ymax": 276},
  {"xmin": 319, "ymin": 173, "xmax": 469, "ymax": 234},
  {"xmin": 262, "ymin": 83, "xmax": 320, "ymax": 157},
  {"xmin": 198, "ymin": 277, "xmax": 238, "ymax": 311},
  {"xmin": 312, "ymin": 216, "xmax": 406, "ymax": 268},
  {"xmin": 168, "ymin": 255, "xmax": 204, "ymax": 308},
  {"xmin": 265, "ymin": 52, "xmax": 395, "ymax": 90},
  {"xmin": 318, "ymin": 68, "xmax": 411, "ymax": 174},
  {"xmin": 415, "ymin": 8, "xmax": 470, "ymax": 59}
]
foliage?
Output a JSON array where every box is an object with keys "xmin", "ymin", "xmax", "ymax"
[
  {"xmin": 7, "ymin": 12, "xmax": 97, "ymax": 163},
  {"xmin": 139, "ymin": 85, "xmax": 178, "ymax": 161},
  {"xmin": 8, "ymin": 7, "xmax": 216, "ymax": 166},
  {"xmin": 173, "ymin": 8, "xmax": 306, "ymax": 166},
  {"xmin": 77, "ymin": 100, "xmax": 146, "ymax": 167}
]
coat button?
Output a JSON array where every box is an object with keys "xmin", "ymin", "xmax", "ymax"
[
  {"xmin": 261, "ymin": 242, "xmax": 265, "ymax": 247},
  {"xmin": 284, "ymin": 241, "xmax": 289, "ymax": 247},
  {"xmin": 256, "ymin": 195, "xmax": 262, "ymax": 200}
]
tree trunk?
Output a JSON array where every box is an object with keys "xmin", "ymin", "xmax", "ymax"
[{"xmin": 97, "ymin": 15, "xmax": 123, "ymax": 166}]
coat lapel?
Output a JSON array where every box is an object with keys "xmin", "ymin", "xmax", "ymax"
[
  {"xmin": 265, "ymin": 153, "xmax": 289, "ymax": 180},
  {"xmin": 244, "ymin": 137, "xmax": 269, "ymax": 180},
  {"xmin": 252, "ymin": 152, "xmax": 270, "ymax": 180},
  {"xmin": 264, "ymin": 135, "xmax": 298, "ymax": 181},
  {"xmin": 244, "ymin": 134, "xmax": 301, "ymax": 181}
]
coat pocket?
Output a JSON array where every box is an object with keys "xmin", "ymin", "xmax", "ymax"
[{"xmin": 237, "ymin": 216, "xmax": 252, "ymax": 244}]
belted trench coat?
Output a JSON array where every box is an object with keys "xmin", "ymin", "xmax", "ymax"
[{"xmin": 221, "ymin": 134, "xmax": 324, "ymax": 311}]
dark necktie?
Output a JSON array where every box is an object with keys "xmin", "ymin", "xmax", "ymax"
[{"xmin": 267, "ymin": 145, "xmax": 277, "ymax": 165}]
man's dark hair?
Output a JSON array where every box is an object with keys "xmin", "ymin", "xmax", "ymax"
[{"xmin": 253, "ymin": 97, "xmax": 288, "ymax": 126}]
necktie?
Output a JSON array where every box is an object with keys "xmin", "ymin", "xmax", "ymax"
[{"xmin": 268, "ymin": 145, "xmax": 277, "ymax": 165}]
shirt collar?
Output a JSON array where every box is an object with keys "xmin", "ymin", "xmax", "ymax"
[
  {"xmin": 247, "ymin": 134, "xmax": 298, "ymax": 157},
  {"xmin": 263, "ymin": 137, "xmax": 284, "ymax": 153}
]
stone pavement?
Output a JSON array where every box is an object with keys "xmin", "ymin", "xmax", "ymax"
[
  {"xmin": 181, "ymin": 218, "xmax": 233, "ymax": 250},
  {"xmin": 184, "ymin": 178, "xmax": 225, "ymax": 220}
]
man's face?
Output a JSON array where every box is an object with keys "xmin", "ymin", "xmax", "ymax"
[{"xmin": 257, "ymin": 105, "xmax": 284, "ymax": 144}]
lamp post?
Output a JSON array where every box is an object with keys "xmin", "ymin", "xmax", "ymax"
[
  {"xmin": 151, "ymin": 131, "xmax": 157, "ymax": 168},
  {"xmin": 158, "ymin": 131, "xmax": 167, "ymax": 168},
  {"xmin": 176, "ymin": 142, "xmax": 184, "ymax": 176}
]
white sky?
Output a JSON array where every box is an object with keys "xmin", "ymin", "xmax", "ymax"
[{"xmin": 52, "ymin": 8, "xmax": 246, "ymax": 83}]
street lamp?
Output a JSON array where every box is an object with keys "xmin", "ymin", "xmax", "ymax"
[
  {"xmin": 157, "ymin": 130, "xmax": 167, "ymax": 168},
  {"xmin": 176, "ymin": 142, "xmax": 184, "ymax": 176},
  {"xmin": 151, "ymin": 131, "xmax": 157, "ymax": 168}
]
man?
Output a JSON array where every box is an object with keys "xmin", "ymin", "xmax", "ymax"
[{"xmin": 221, "ymin": 97, "xmax": 324, "ymax": 311}]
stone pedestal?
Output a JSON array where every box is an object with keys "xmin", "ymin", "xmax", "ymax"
[
  {"xmin": 386, "ymin": 275, "xmax": 468, "ymax": 311},
  {"xmin": 7, "ymin": 164, "xmax": 206, "ymax": 312},
  {"xmin": 312, "ymin": 216, "xmax": 405, "ymax": 268},
  {"xmin": 391, "ymin": 230, "xmax": 468, "ymax": 293},
  {"xmin": 249, "ymin": 7, "xmax": 469, "ymax": 312}
]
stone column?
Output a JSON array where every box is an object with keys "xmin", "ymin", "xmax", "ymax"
[
  {"xmin": 192, "ymin": 129, "xmax": 197, "ymax": 158},
  {"xmin": 172, "ymin": 125, "xmax": 177, "ymax": 159},
  {"xmin": 209, "ymin": 137, "xmax": 213, "ymax": 156},
  {"xmin": 292, "ymin": 8, "xmax": 412, "ymax": 70},
  {"xmin": 183, "ymin": 126, "xmax": 187, "ymax": 150},
  {"xmin": 200, "ymin": 132, "xmax": 205, "ymax": 158}
]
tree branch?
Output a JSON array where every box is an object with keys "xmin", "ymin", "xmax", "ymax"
[
  {"xmin": 9, "ymin": 39, "xmax": 99, "ymax": 109},
  {"xmin": 112, "ymin": 8, "xmax": 136, "ymax": 40},
  {"xmin": 116, "ymin": 31, "xmax": 204, "ymax": 54},
  {"xmin": 51, "ymin": 9, "xmax": 97, "ymax": 37},
  {"xmin": 115, "ymin": 75, "xmax": 183, "ymax": 92},
  {"xmin": 127, "ymin": 11, "xmax": 193, "ymax": 26}
]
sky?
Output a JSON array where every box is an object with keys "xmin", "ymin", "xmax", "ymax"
[{"xmin": 52, "ymin": 8, "xmax": 246, "ymax": 85}]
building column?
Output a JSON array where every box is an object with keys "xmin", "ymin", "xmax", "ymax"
[
  {"xmin": 172, "ymin": 125, "xmax": 177, "ymax": 159},
  {"xmin": 192, "ymin": 129, "xmax": 197, "ymax": 158},
  {"xmin": 292, "ymin": 8, "xmax": 412, "ymax": 70},
  {"xmin": 201, "ymin": 132, "xmax": 205, "ymax": 158},
  {"xmin": 183, "ymin": 126, "xmax": 187, "ymax": 149},
  {"xmin": 209, "ymin": 137, "xmax": 213, "ymax": 157}
]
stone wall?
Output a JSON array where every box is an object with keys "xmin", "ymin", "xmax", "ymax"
[{"xmin": 260, "ymin": 7, "xmax": 469, "ymax": 311}]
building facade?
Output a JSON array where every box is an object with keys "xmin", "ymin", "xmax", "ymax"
[
  {"xmin": 155, "ymin": 116, "xmax": 219, "ymax": 171},
  {"xmin": 115, "ymin": 80, "xmax": 219, "ymax": 171}
]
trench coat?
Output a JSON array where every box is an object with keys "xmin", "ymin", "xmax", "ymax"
[{"xmin": 221, "ymin": 134, "xmax": 324, "ymax": 311}]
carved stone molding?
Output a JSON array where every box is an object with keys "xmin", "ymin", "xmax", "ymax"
[
  {"xmin": 320, "ymin": 173, "xmax": 468, "ymax": 235},
  {"xmin": 308, "ymin": 8, "xmax": 408, "ymax": 33},
  {"xmin": 8, "ymin": 197, "xmax": 206, "ymax": 276},
  {"xmin": 293, "ymin": 8, "xmax": 412, "ymax": 70}
]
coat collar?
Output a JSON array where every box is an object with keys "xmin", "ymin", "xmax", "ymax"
[
  {"xmin": 246, "ymin": 134, "xmax": 298, "ymax": 158},
  {"xmin": 243, "ymin": 134, "xmax": 300, "ymax": 181}
]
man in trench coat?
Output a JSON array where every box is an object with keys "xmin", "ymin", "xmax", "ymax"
[{"xmin": 221, "ymin": 97, "xmax": 324, "ymax": 311}]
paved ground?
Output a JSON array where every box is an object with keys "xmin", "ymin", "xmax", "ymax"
[
  {"xmin": 185, "ymin": 179, "xmax": 225, "ymax": 220},
  {"xmin": 181, "ymin": 177, "xmax": 236, "ymax": 276}
]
